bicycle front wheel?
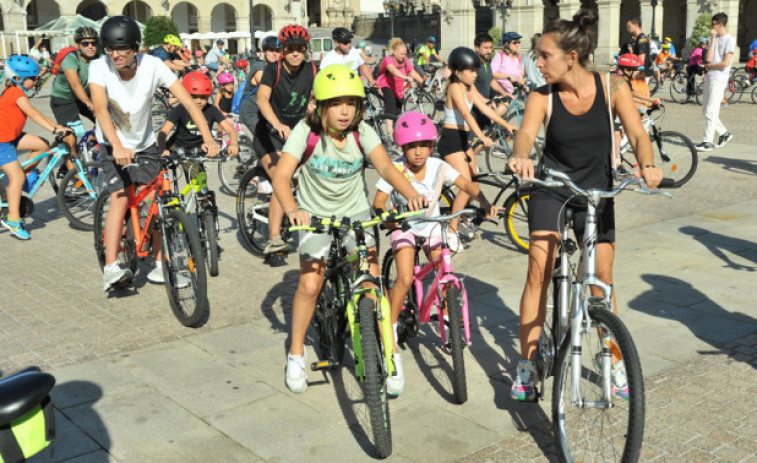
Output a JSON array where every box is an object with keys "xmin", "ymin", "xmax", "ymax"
[
  {"xmin": 160, "ymin": 207, "xmax": 209, "ymax": 327},
  {"xmin": 358, "ymin": 296, "xmax": 392, "ymax": 458},
  {"xmin": 444, "ymin": 285, "xmax": 467, "ymax": 404},
  {"xmin": 654, "ymin": 130, "xmax": 698, "ymax": 187},
  {"xmin": 201, "ymin": 208, "xmax": 219, "ymax": 277},
  {"xmin": 502, "ymin": 191, "xmax": 530, "ymax": 253},
  {"xmin": 552, "ymin": 307, "xmax": 645, "ymax": 463},
  {"xmin": 236, "ymin": 166, "xmax": 271, "ymax": 256},
  {"xmin": 57, "ymin": 164, "xmax": 105, "ymax": 231},
  {"xmin": 218, "ymin": 134, "xmax": 256, "ymax": 195}
]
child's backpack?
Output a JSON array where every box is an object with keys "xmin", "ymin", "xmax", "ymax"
[{"xmin": 51, "ymin": 46, "xmax": 78, "ymax": 75}]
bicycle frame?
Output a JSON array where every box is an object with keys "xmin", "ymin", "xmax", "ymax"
[
  {"xmin": 0, "ymin": 146, "xmax": 67, "ymax": 199},
  {"xmin": 124, "ymin": 168, "xmax": 173, "ymax": 257}
]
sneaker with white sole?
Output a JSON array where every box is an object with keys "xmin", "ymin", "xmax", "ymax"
[
  {"xmin": 511, "ymin": 359, "xmax": 537, "ymax": 401},
  {"xmin": 286, "ymin": 352, "xmax": 308, "ymax": 393},
  {"xmin": 716, "ymin": 132, "xmax": 733, "ymax": 148},
  {"xmin": 147, "ymin": 264, "xmax": 164, "ymax": 284},
  {"xmin": 102, "ymin": 262, "xmax": 133, "ymax": 291},
  {"xmin": 593, "ymin": 354, "xmax": 629, "ymax": 401},
  {"xmin": 695, "ymin": 142, "xmax": 714, "ymax": 152},
  {"xmin": 446, "ymin": 229, "xmax": 464, "ymax": 253},
  {"xmin": 386, "ymin": 353, "xmax": 404, "ymax": 396},
  {"xmin": 1, "ymin": 216, "xmax": 30, "ymax": 240}
]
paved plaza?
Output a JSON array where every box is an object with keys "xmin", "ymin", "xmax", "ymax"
[{"xmin": 0, "ymin": 84, "xmax": 755, "ymax": 462}]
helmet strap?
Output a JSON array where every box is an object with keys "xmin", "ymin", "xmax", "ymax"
[{"xmin": 11, "ymin": 77, "xmax": 30, "ymax": 97}]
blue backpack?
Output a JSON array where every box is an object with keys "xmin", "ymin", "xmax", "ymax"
[{"xmin": 231, "ymin": 80, "xmax": 257, "ymax": 114}]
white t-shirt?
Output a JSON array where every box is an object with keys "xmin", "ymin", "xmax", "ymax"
[
  {"xmin": 319, "ymin": 48, "xmax": 365, "ymax": 72},
  {"xmin": 205, "ymin": 47, "xmax": 225, "ymax": 65},
  {"xmin": 376, "ymin": 157, "xmax": 460, "ymax": 236},
  {"xmin": 88, "ymin": 54, "xmax": 178, "ymax": 151},
  {"xmin": 706, "ymin": 34, "xmax": 735, "ymax": 82}
]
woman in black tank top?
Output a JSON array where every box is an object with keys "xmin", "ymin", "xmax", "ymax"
[{"xmin": 504, "ymin": 9, "xmax": 663, "ymax": 402}]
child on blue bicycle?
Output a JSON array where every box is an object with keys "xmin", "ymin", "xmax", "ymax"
[
  {"xmin": 373, "ymin": 111, "xmax": 497, "ymax": 395},
  {"xmin": 272, "ymin": 65, "xmax": 428, "ymax": 395},
  {"xmin": 0, "ymin": 55, "xmax": 70, "ymax": 240}
]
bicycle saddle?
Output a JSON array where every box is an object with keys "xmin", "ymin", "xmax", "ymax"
[{"xmin": 0, "ymin": 369, "xmax": 55, "ymax": 425}]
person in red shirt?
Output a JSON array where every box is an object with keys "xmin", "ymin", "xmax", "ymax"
[{"xmin": 0, "ymin": 55, "xmax": 69, "ymax": 240}]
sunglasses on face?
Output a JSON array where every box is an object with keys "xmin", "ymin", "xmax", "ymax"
[
  {"xmin": 105, "ymin": 46, "xmax": 132, "ymax": 54},
  {"xmin": 80, "ymin": 40, "xmax": 98, "ymax": 47},
  {"xmin": 511, "ymin": 41, "xmax": 520, "ymax": 45},
  {"xmin": 284, "ymin": 45, "xmax": 307, "ymax": 54},
  {"xmin": 337, "ymin": 40, "xmax": 351, "ymax": 45}
]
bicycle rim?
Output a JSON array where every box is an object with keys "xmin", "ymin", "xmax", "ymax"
[
  {"xmin": 357, "ymin": 297, "xmax": 392, "ymax": 458},
  {"xmin": 655, "ymin": 131, "xmax": 698, "ymax": 187},
  {"xmin": 552, "ymin": 308, "xmax": 645, "ymax": 463},
  {"xmin": 160, "ymin": 208, "xmax": 209, "ymax": 327},
  {"xmin": 218, "ymin": 135, "xmax": 256, "ymax": 195},
  {"xmin": 444, "ymin": 286, "xmax": 468, "ymax": 404},
  {"xmin": 503, "ymin": 192, "xmax": 530, "ymax": 253},
  {"xmin": 236, "ymin": 167, "xmax": 270, "ymax": 256}
]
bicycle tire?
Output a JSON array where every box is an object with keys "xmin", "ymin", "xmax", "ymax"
[
  {"xmin": 752, "ymin": 85, "xmax": 757, "ymax": 105},
  {"xmin": 366, "ymin": 89, "xmax": 385, "ymax": 115},
  {"xmin": 201, "ymin": 208, "xmax": 219, "ymax": 277},
  {"xmin": 160, "ymin": 207, "xmax": 209, "ymax": 327},
  {"xmin": 694, "ymin": 81, "xmax": 705, "ymax": 105},
  {"xmin": 443, "ymin": 286, "xmax": 468, "ymax": 404},
  {"xmin": 313, "ymin": 276, "xmax": 347, "ymax": 366},
  {"xmin": 0, "ymin": 183, "xmax": 35, "ymax": 219},
  {"xmin": 653, "ymin": 130, "xmax": 698, "ymax": 187},
  {"xmin": 218, "ymin": 134, "xmax": 256, "ymax": 195},
  {"xmin": 57, "ymin": 164, "xmax": 104, "ymax": 231},
  {"xmin": 381, "ymin": 249, "xmax": 419, "ymax": 344},
  {"xmin": 236, "ymin": 165, "xmax": 270, "ymax": 256},
  {"xmin": 151, "ymin": 96, "xmax": 170, "ymax": 132},
  {"xmin": 92, "ymin": 191, "xmax": 137, "ymax": 274},
  {"xmin": 725, "ymin": 78, "xmax": 744, "ymax": 104},
  {"xmin": 439, "ymin": 185, "xmax": 455, "ymax": 215},
  {"xmin": 648, "ymin": 75, "xmax": 660, "ymax": 96},
  {"xmin": 484, "ymin": 135, "xmax": 513, "ymax": 178},
  {"xmin": 368, "ymin": 113, "xmax": 399, "ymax": 158},
  {"xmin": 668, "ymin": 72, "xmax": 690, "ymax": 103},
  {"xmin": 552, "ymin": 307, "xmax": 645, "ymax": 463},
  {"xmin": 358, "ymin": 296, "xmax": 393, "ymax": 459},
  {"xmin": 502, "ymin": 191, "xmax": 530, "ymax": 253}
]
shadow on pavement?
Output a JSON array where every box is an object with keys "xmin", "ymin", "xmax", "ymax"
[
  {"xmin": 704, "ymin": 155, "xmax": 757, "ymax": 177},
  {"xmin": 680, "ymin": 226, "xmax": 757, "ymax": 272}
]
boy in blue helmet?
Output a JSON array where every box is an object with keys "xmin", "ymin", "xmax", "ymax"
[{"xmin": 0, "ymin": 55, "xmax": 71, "ymax": 240}]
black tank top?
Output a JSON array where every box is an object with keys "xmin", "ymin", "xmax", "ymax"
[{"xmin": 541, "ymin": 72, "xmax": 612, "ymax": 198}]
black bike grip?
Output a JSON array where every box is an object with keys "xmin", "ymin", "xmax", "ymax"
[{"xmin": 659, "ymin": 178, "xmax": 676, "ymax": 188}]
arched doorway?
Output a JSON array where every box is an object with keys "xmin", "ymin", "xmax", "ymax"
[
  {"xmin": 618, "ymin": 0, "xmax": 640, "ymax": 48},
  {"xmin": 26, "ymin": 0, "xmax": 61, "ymax": 28},
  {"xmin": 662, "ymin": 0, "xmax": 686, "ymax": 55},
  {"xmin": 122, "ymin": 1, "xmax": 153, "ymax": 23},
  {"xmin": 543, "ymin": 0, "xmax": 559, "ymax": 24},
  {"xmin": 172, "ymin": 1, "xmax": 199, "ymax": 33},
  {"xmin": 253, "ymin": 4, "xmax": 273, "ymax": 32},
  {"xmin": 77, "ymin": 0, "xmax": 107, "ymax": 21},
  {"xmin": 738, "ymin": 0, "xmax": 756, "ymax": 61},
  {"xmin": 211, "ymin": 3, "xmax": 238, "ymax": 53},
  {"xmin": 308, "ymin": 0, "xmax": 322, "ymax": 27}
]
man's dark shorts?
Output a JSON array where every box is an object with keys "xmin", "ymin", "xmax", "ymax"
[
  {"xmin": 253, "ymin": 120, "xmax": 286, "ymax": 157},
  {"xmin": 102, "ymin": 144, "xmax": 161, "ymax": 193},
  {"xmin": 50, "ymin": 96, "xmax": 95, "ymax": 126}
]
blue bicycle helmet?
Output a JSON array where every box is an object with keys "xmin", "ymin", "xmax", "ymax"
[{"xmin": 6, "ymin": 55, "xmax": 40, "ymax": 82}]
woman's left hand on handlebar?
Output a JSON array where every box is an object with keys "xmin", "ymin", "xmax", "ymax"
[{"xmin": 507, "ymin": 156, "xmax": 535, "ymax": 180}]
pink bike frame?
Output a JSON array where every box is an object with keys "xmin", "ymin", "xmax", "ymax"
[{"xmin": 410, "ymin": 245, "xmax": 471, "ymax": 347}]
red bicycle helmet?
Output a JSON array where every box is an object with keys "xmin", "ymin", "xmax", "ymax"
[
  {"xmin": 278, "ymin": 24, "xmax": 310, "ymax": 46},
  {"xmin": 183, "ymin": 71, "xmax": 213, "ymax": 96},
  {"xmin": 617, "ymin": 53, "xmax": 643, "ymax": 69},
  {"xmin": 236, "ymin": 59, "xmax": 249, "ymax": 69}
]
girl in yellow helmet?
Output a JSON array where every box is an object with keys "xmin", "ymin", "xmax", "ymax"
[{"xmin": 271, "ymin": 64, "xmax": 427, "ymax": 394}]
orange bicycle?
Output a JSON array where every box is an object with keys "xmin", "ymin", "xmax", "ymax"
[{"xmin": 93, "ymin": 152, "xmax": 209, "ymax": 327}]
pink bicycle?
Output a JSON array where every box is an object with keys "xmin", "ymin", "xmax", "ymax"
[{"xmin": 381, "ymin": 208, "xmax": 483, "ymax": 404}]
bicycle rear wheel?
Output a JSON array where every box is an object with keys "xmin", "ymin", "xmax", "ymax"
[
  {"xmin": 552, "ymin": 307, "xmax": 645, "ymax": 463},
  {"xmin": 694, "ymin": 81, "xmax": 705, "ymax": 105},
  {"xmin": 57, "ymin": 164, "xmax": 105, "ymax": 231},
  {"xmin": 367, "ymin": 113, "xmax": 399, "ymax": 159},
  {"xmin": 218, "ymin": 134, "xmax": 256, "ymax": 195},
  {"xmin": 502, "ymin": 191, "xmax": 530, "ymax": 253},
  {"xmin": 653, "ymin": 130, "xmax": 698, "ymax": 187},
  {"xmin": 725, "ymin": 78, "xmax": 744, "ymax": 104},
  {"xmin": 358, "ymin": 296, "xmax": 392, "ymax": 459},
  {"xmin": 236, "ymin": 166, "xmax": 272, "ymax": 256},
  {"xmin": 160, "ymin": 207, "xmax": 209, "ymax": 327},
  {"xmin": 92, "ymin": 191, "xmax": 137, "ymax": 274},
  {"xmin": 444, "ymin": 285, "xmax": 467, "ymax": 404},
  {"xmin": 669, "ymin": 72, "xmax": 690, "ymax": 103},
  {"xmin": 313, "ymin": 275, "xmax": 347, "ymax": 366},
  {"xmin": 648, "ymin": 75, "xmax": 660, "ymax": 96}
]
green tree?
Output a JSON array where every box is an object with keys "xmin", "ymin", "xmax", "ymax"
[
  {"xmin": 142, "ymin": 16, "xmax": 179, "ymax": 48},
  {"xmin": 489, "ymin": 27, "xmax": 502, "ymax": 46},
  {"xmin": 687, "ymin": 14, "xmax": 711, "ymax": 55}
]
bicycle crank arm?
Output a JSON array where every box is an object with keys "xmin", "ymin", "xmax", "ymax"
[{"xmin": 311, "ymin": 360, "xmax": 340, "ymax": 371}]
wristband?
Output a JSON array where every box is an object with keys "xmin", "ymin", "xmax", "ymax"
[{"xmin": 643, "ymin": 164, "xmax": 655, "ymax": 169}]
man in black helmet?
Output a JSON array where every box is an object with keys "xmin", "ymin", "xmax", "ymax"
[
  {"xmin": 319, "ymin": 27, "xmax": 376, "ymax": 87},
  {"xmin": 50, "ymin": 26, "xmax": 100, "ymax": 158},
  {"xmin": 91, "ymin": 15, "xmax": 220, "ymax": 291}
]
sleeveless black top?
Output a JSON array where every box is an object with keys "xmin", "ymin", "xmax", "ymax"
[{"xmin": 540, "ymin": 72, "xmax": 612, "ymax": 199}]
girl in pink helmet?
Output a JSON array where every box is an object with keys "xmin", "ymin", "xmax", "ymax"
[
  {"xmin": 372, "ymin": 111, "xmax": 497, "ymax": 396},
  {"xmin": 214, "ymin": 72, "xmax": 236, "ymax": 117}
]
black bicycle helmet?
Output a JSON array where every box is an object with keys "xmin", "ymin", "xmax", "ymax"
[
  {"xmin": 74, "ymin": 26, "xmax": 99, "ymax": 44},
  {"xmin": 332, "ymin": 27, "xmax": 353, "ymax": 43},
  {"xmin": 261, "ymin": 35, "xmax": 280, "ymax": 51},
  {"xmin": 448, "ymin": 47, "xmax": 481, "ymax": 71},
  {"xmin": 100, "ymin": 15, "xmax": 141, "ymax": 49}
]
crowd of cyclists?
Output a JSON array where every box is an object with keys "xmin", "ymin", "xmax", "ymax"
[{"xmin": 0, "ymin": 7, "xmax": 748, "ymax": 457}]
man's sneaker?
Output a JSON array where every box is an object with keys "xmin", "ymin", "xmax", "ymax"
[
  {"xmin": 446, "ymin": 229, "xmax": 464, "ymax": 253},
  {"xmin": 511, "ymin": 359, "xmax": 537, "ymax": 402},
  {"xmin": 147, "ymin": 265, "xmax": 165, "ymax": 284},
  {"xmin": 716, "ymin": 132, "xmax": 733, "ymax": 148},
  {"xmin": 264, "ymin": 238, "xmax": 292, "ymax": 256},
  {"xmin": 593, "ymin": 354, "xmax": 629, "ymax": 401},
  {"xmin": 1, "ymin": 217, "xmax": 30, "ymax": 240},
  {"xmin": 386, "ymin": 353, "xmax": 404, "ymax": 396},
  {"xmin": 695, "ymin": 142, "xmax": 714, "ymax": 152},
  {"xmin": 102, "ymin": 263, "xmax": 133, "ymax": 291},
  {"xmin": 285, "ymin": 352, "xmax": 308, "ymax": 393}
]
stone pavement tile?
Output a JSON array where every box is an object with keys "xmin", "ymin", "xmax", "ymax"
[
  {"xmin": 27, "ymin": 409, "xmax": 102, "ymax": 463},
  {"xmin": 50, "ymin": 360, "xmax": 147, "ymax": 409},
  {"xmin": 63, "ymin": 386, "xmax": 260, "ymax": 462},
  {"xmin": 119, "ymin": 341, "xmax": 278, "ymax": 418}
]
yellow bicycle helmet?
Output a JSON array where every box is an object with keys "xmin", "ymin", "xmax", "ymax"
[
  {"xmin": 164, "ymin": 34, "xmax": 181, "ymax": 47},
  {"xmin": 314, "ymin": 64, "xmax": 365, "ymax": 101}
]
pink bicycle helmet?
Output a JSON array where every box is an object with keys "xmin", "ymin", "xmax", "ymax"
[
  {"xmin": 394, "ymin": 111, "xmax": 437, "ymax": 147},
  {"xmin": 194, "ymin": 49, "xmax": 203, "ymax": 57},
  {"xmin": 217, "ymin": 72, "xmax": 234, "ymax": 84}
]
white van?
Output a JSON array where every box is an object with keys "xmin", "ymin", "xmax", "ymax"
[{"xmin": 309, "ymin": 37, "xmax": 334, "ymax": 65}]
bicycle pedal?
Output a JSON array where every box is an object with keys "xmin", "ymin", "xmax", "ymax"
[{"xmin": 311, "ymin": 360, "xmax": 339, "ymax": 371}]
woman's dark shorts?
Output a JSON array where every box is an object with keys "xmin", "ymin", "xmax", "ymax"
[
  {"xmin": 50, "ymin": 96, "xmax": 95, "ymax": 125},
  {"xmin": 102, "ymin": 144, "xmax": 161, "ymax": 194},
  {"xmin": 380, "ymin": 87, "xmax": 403, "ymax": 117},
  {"xmin": 253, "ymin": 120, "xmax": 286, "ymax": 156},
  {"xmin": 527, "ymin": 189, "xmax": 616, "ymax": 243},
  {"xmin": 438, "ymin": 127, "xmax": 470, "ymax": 158}
]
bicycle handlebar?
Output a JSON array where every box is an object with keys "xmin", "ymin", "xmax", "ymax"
[{"xmin": 518, "ymin": 167, "xmax": 675, "ymax": 199}]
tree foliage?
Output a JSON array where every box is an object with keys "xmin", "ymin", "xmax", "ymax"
[
  {"xmin": 489, "ymin": 27, "xmax": 502, "ymax": 46},
  {"xmin": 687, "ymin": 14, "xmax": 711, "ymax": 55},
  {"xmin": 143, "ymin": 16, "xmax": 179, "ymax": 48}
]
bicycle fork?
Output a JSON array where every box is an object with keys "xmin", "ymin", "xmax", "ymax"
[{"xmin": 347, "ymin": 290, "xmax": 396, "ymax": 381}]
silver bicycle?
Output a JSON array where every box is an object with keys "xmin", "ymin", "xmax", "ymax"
[{"xmin": 500, "ymin": 168, "xmax": 672, "ymax": 463}]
